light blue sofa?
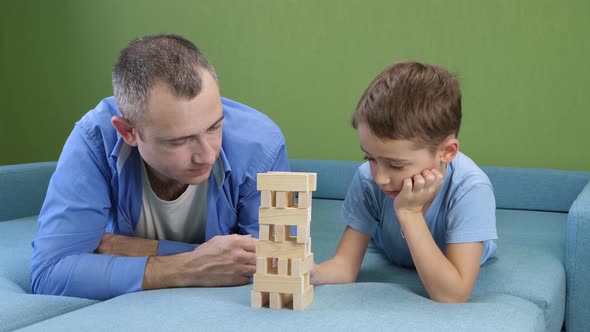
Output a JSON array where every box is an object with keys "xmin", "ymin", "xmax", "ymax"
[{"xmin": 1, "ymin": 160, "xmax": 589, "ymax": 332}]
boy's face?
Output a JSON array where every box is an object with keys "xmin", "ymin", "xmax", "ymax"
[{"xmin": 357, "ymin": 122, "xmax": 449, "ymax": 199}]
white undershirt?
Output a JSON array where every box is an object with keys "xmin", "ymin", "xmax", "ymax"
[{"xmin": 135, "ymin": 161, "xmax": 208, "ymax": 244}]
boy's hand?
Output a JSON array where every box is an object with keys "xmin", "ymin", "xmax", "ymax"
[{"xmin": 393, "ymin": 168, "xmax": 444, "ymax": 215}]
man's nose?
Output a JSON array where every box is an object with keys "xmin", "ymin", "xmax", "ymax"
[{"xmin": 192, "ymin": 140, "xmax": 216, "ymax": 165}]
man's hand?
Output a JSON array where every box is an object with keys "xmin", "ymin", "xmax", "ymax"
[
  {"xmin": 393, "ymin": 168, "xmax": 444, "ymax": 215},
  {"xmin": 95, "ymin": 233, "xmax": 158, "ymax": 257},
  {"xmin": 143, "ymin": 234, "xmax": 257, "ymax": 290}
]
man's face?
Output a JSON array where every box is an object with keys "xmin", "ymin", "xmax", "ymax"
[
  {"xmin": 134, "ymin": 70, "xmax": 223, "ymax": 186},
  {"xmin": 357, "ymin": 122, "xmax": 442, "ymax": 199}
]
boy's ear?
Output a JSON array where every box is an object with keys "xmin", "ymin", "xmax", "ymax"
[
  {"xmin": 439, "ymin": 135, "xmax": 460, "ymax": 164},
  {"xmin": 111, "ymin": 115, "xmax": 140, "ymax": 147}
]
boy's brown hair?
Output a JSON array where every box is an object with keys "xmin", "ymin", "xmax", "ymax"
[{"xmin": 352, "ymin": 61, "xmax": 462, "ymax": 152}]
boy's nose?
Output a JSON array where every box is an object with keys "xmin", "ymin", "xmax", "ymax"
[{"xmin": 373, "ymin": 166, "xmax": 391, "ymax": 186}]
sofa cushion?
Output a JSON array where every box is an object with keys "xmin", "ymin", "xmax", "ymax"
[
  {"xmin": 12, "ymin": 199, "xmax": 566, "ymax": 332},
  {"xmin": 0, "ymin": 293, "xmax": 96, "ymax": 332},
  {"xmin": 482, "ymin": 166, "xmax": 590, "ymax": 212},
  {"xmin": 17, "ymin": 284, "xmax": 544, "ymax": 332},
  {"xmin": 0, "ymin": 162, "xmax": 56, "ymax": 221},
  {"xmin": 289, "ymin": 159, "xmax": 590, "ymax": 213},
  {"xmin": 312, "ymin": 200, "xmax": 566, "ymax": 332},
  {"xmin": 0, "ymin": 217, "xmax": 98, "ymax": 331},
  {"xmin": 0, "ymin": 217, "xmax": 40, "ymax": 293}
]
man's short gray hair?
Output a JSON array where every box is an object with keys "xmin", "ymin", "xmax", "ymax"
[{"xmin": 112, "ymin": 34, "xmax": 217, "ymax": 129}]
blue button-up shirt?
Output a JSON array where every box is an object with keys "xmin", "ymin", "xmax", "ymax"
[{"xmin": 31, "ymin": 96, "xmax": 289, "ymax": 300}]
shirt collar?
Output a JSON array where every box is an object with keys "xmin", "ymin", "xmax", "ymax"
[{"xmin": 214, "ymin": 148, "xmax": 231, "ymax": 189}]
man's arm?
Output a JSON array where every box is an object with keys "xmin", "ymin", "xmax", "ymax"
[
  {"xmin": 31, "ymin": 126, "xmax": 148, "ymax": 300},
  {"xmin": 142, "ymin": 234, "xmax": 256, "ymax": 289},
  {"xmin": 96, "ymin": 233, "xmax": 158, "ymax": 256}
]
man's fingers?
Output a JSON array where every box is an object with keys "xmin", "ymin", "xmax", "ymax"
[
  {"xmin": 240, "ymin": 264, "xmax": 257, "ymax": 277},
  {"xmin": 234, "ymin": 234, "xmax": 257, "ymax": 252},
  {"xmin": 235, "ymin": 248, "xmax": 257, "ymax": 265},
  {"xmin": 233, "ymin": 275, "xmax": 252, "ymax": 285}
]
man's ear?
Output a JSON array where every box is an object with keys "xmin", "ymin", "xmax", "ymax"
[
  {"xmin": 439, "ymin": 135, "xmax": 460, "ymax": 164},
  {"xmin": 111, "ymin": 116, "xmax": 140, "ymax": 147}
]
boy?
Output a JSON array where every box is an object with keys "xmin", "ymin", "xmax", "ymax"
[{"xmin": 312, "ymin": 61, "xmax": 497, "ymax": 303}]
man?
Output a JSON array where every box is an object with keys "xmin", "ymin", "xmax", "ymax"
[{"xmin": 31, "ymin": 34, "xmax": 289, "ymax": 300}]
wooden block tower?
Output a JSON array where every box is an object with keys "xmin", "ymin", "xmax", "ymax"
[{"xmin": 251, "ymin": 172, "xmax": 317, "ymax": 310}]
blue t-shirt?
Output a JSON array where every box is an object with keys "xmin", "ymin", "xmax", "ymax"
[{"xmin": 342, "ymin": 152, "xmax": 497, "ymax": 268}]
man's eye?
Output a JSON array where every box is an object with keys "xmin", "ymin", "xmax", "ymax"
[
  {"xmin": 209, "ymin": 123, "xmax": 222, "ymax": 132},
  {"xmin": 169, "ymin": 139, "xmax": 186, "ymax": 146}
]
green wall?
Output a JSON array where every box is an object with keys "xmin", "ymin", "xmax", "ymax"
[{"xmin": 2, "ymin": 1, "xmax": 589, "ymax": 171}]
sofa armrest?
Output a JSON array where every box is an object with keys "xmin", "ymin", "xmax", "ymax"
[
  {"xmin": 566, "ymin": 180, "xmax": 590, "ymax": 332},
  {"xmin": 0, "ymin": 162, "xmax": 57, "ymax": 221}
]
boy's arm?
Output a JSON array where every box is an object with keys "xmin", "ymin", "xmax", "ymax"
[
  {"xmin": 312, "ymin": 226, "xmax": 371, "ymax": 284},
  {"xmin": 397, "ymin": 209, "xmax": 483, "ymax": 303},
  {"xmin": 395, "ymin": 169, "xmax": 487, "ymax": 303}
]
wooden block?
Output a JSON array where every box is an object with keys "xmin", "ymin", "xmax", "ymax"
[
  {"xmin": 256, "ymin": 257, "xmax": 269, "ymax": 275},
  {"xmin": 276, "ymin": 192, "xmax": 295, "ymax": 208},
  {"xmin": 296, "ymin": 225, "xmax": 309, "ymax": 243},
  {"xmin": 291, "ymin": 254, "xmax": 314, "ymax": 275},
  {"xmin": 287, "ymin": 192, "xmax": 295, "ymax": 207},
  {"xmin": 259, "ymin": 207, "xmax": 311, "ymax": 226},
  {"xmin": 259, "ymin": 224, "xmax": 270, "ymax": 241},
  {"xmin": 253, "ymin": 274, "xmax": 305, "ymax": 293},
  {"xmin": 278, "ymin": 258, "xmax": 290, "ymax": 275},
  {"xmin": 257, "ymin": 172, "xmax": 317, "ymax": 192},
  {"xmin": 256, "ymin": 239, "xmax": 306, "ymax": 259},
  {"xmin": 306, "ymin": 237, "xmax": 312, "ymax": 255},
  {"xmin": 260, "ymin": 190, "xmax": 272, "ymax": 208},
  {"xmin": 275, "ymin": 191, "xmax": 287, "ymax": 208},
  {"xmin": 269, "ymin": 292, "xmax": 293, "ymax": 309},
  {"xmin": 298, "ymin": 191, "xmax": 312, "ymax": 208},
  {"xmin": 274, "ymin": 225, "xmax": 290, "ymax": 242},
  {"xmin": 293, "ymin": 285, "xmax": 314, "ymax": 311},
  {"xmin": 251, "ymin": 291, "xmax": 269, "ymax": 308}
]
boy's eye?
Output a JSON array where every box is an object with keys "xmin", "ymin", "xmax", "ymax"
[{"xmin": 389, "ymin": 164, "xmax": 404, "ymax": 170}]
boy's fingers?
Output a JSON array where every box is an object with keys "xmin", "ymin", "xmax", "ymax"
[
  {"xmin": 413, "ymin": 174, "xmax": 425, "ymax": 191},
  {"xmin": 422, "ymin": 169, "xmax": 435, "ymax": 184},
  {"xmin": 402, "ymin": 178, "xmax": 413, "ymax": 192},
  {"xmin": 434, "ymin": 169, "xmax": 444, "ymax": 185}
]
